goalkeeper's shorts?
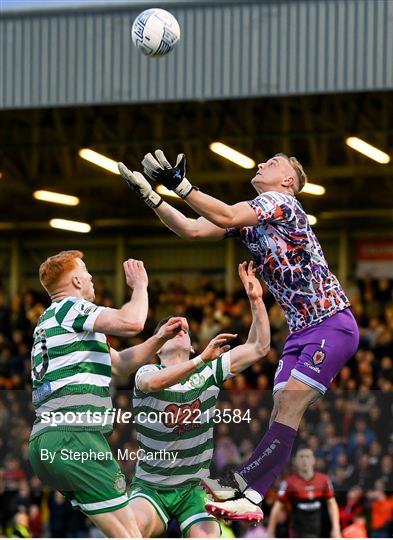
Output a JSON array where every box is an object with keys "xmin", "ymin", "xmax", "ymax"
[
  {"xmin": 29, "ymin": 430, "xmax": 129, "ymax": 515},
  {"xmin": 129, "ymin": 478, "xmax": 218, "ymax": 536}
]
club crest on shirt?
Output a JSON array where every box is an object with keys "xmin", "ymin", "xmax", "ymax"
[
  {"xmin": 188, "ymin": 373, "xmax": 205, "ymax": 389},
  {"xmin": 312, "ymin": 350, "xmax": 326, "ymax": 365},
  {"xmin": 114, "ymin": 472, "xmax": 126, "ymax": 493}
]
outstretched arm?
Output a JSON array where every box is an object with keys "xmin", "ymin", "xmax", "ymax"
[
  {"xmin": 111, "ymin": 317, "xmax": 187, "ymax": 377},
  {"xmin": 185, "ymin": 190, "xmax": 258, "ymax": 229},
  {"xmin": 154, "ymin": 201, "xmax": 226, "ymax": 240},
  {"xmin": 93, "ymin": 259, "xmax": 148, "ymax": 337},
  {"xmin": 117, "ymin": 162, "xmax": 226, "ymax": 240},
  {"xmin": 136, "ymin": 332, "xmax": 237, "ymax": 392},
  {"xmin": 140, "ymin": 150, "xmax": 259, "ymax": 228},
  {"xmin": 229, "ymin": 261, "xmax": 270, "ymax": 375}
]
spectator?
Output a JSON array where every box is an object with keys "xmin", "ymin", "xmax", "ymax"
[
  {"xmin": 339, "ymin": 486, "xmax": 365, "ymax": 529},
  {"xmin": 378, "ymin": 455, "xmax": 393, "ymax": 492},
  {"xmin": 6, "ymin": 510, "xmax": 30, "ymax": 538},
  {"xmin": 367, "ymin": 482, "xmax": 393, "ymax": 538}
]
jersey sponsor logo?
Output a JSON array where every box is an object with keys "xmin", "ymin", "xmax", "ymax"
[
  {"xmin": 163, "ymin": 399, "xmax": 201, "ymax": 436},
  {"xmin": 113, "ymin": 472, "xmax": 126, "ymax": 493},
  {"xmin": 73, "ymin": 302, "xmax": 96, "ymax": 316},
  {"xmin": 312, "ymin": 350, "xmax": 326, "ymax": 366},
  {"xmin": 296, "ymin": 500, "xmax": 321, "ymax": 511}
]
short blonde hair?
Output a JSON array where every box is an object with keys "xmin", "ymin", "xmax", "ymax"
[
  {"xmin": 275, "ymin": 153, "xmax": 307, "ymax": 193},
  {"xmin": 39, "ymin": 250, "xmax": 83, "ymax": 293}
]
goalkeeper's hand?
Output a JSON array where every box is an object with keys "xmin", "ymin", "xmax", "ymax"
[
  {"xmin": 117, "ymin": 162, "xmax": 163, "ymax": 209},
  {"xmin": 142, "ymin": 149, "xmax": 195, "ymax": 199}
]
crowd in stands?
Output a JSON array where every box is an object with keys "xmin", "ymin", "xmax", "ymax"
[{"xmin": 0, "ymin": 274, "xmax": 392, "ymax": 537}]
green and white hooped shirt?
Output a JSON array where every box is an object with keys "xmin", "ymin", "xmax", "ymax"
[
  {"xmin": 30, "ymin": 297, "xmax": 112, "ymax": 440},
  {"xmin": 132, "ymin": 352, "xmax": 234, "ymax": 488}
]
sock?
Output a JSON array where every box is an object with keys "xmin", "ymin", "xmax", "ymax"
[{"xmin": 237, "ymin": 421, "xmax": 297, "ymax": 497}]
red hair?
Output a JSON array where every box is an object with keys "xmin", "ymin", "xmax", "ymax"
[{"xmin": 39, "ymin": 250, "xmax": 83, "ymax": 293}]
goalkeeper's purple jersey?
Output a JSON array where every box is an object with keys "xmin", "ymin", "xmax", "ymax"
[{"xmin": 227, "ymin": 191, "xmax": 350, "ymax": 332}]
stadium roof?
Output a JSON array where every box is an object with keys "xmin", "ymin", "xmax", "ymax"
[{"xmin": 1, "ymin": 0, "xmax": 242, "ymax": 13}]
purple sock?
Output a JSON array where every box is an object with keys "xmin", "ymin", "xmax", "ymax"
[{"xmin": 237, "ymin": 421, "xmax": 297, "ymax": 497}]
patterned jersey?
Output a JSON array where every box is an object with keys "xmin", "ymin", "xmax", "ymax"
[
  {"xmin": 227, "ymin": 191, "xmax": 350, "ymax": 332},
  {"xmin": 132, "ymin": 352, "xmax": 233, "ymax": 487},
  {"xmin": 278, "ymin": 472, "xmax": 335, "ymax": 537},
  {"xmin": 30, "ymin": 297, "xmax": 112, "ymax": 440}
]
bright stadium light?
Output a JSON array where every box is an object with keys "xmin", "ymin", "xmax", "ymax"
[
  {"xmin": 345, "ymin": 137, "xmax": 390, "ymax": 164},
  {"xmin": 34, "ymin": 190, "xmax": 80, "ymax": 206},
  {"xmin": 307, "ymin": 214, "xmax": 317, "ymax": 225},
  {"xmin": 79, "ymin": 148, "xmax": 120, "ymax": 174},
  {"xmin": 156, "ymin": 185, "xmax": 181, "ymax": 199},
  {"xmin": 209, "ymin": 142, "xmax": 256, "ymax": 169},
  {"xmin": 49, "ymin": 219, "xmax": 91, "ymax": 233},
  {"xmin": 301, "ymin": 183, "xmax": 326, "ymax": 196}
]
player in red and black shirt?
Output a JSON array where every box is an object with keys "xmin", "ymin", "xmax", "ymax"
[{"xmin": 266, "ymin": 447, "xmax": 341, "ymax": 538}]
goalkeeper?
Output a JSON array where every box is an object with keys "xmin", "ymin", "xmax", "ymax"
[{"xmin": 117, "ymin": 151, "xmax": 358, "ymax": 524}]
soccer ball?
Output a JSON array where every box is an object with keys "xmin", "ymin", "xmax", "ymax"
[{"xmin": 131, "ymin": 9, "xmax": 181, "ymax": 57}]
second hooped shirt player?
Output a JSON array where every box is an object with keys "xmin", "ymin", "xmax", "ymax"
[
  {"xmin": 117, "ymin": 150, "xmax": 359, "ymax": 520},
  {"xmin": 128, "ymin": 261, "xmax": 270, "ymax": 537}
]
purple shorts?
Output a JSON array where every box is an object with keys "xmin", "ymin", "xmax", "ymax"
[{"xmin": 273, "ymin": 308, "xmax": 359, "ymax": 395}]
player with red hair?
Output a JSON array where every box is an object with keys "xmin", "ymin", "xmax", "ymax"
[{"xmin": 29, "ymin": 250, "xmax": 186, "ymax": 537}]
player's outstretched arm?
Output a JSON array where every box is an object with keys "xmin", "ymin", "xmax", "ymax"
[
  {"xmin": 93, "ymin": 259, "xmax": 148, "ymax": 337},
  {"xmin": 185, "ymin": 190, "xmax": 258, "ymax": 229},
  {"xmin": 117, "ymin": 161, "xmax": 225, "ymax": 240},
  {"xmin": 141, "ymin": 150, "xmax": 258, "ymax": 228},
  {"xmin": 111, "ymin": 317, "xmax": 187, "ymax": 377},
  {"xmin": 136, "ymin": 333, "xmax": 237, "ymax": 392},
  {"xmin": 229, "ymin": 261, "xmax": 270, "ymax": 375},
  {"xmin": 154, "ymin": 203, "xmax": 226, "ymax": 240}
]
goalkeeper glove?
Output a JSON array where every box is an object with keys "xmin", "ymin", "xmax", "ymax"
[
  {"xmin": 141, "ymin": 149, "xmax": 195, "ymax": 199},
  {"xmin": 117, "ymin": 162, "xmax": 163, "ymax": 209}
]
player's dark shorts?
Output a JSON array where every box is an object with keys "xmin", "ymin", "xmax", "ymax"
[
  {"xmin": 29, "ymin": 430, "xmax": 129, "ymax": 515},
  {"xmin": 273, "ymin": 308, "xmax": 359, "ymax": 395}
]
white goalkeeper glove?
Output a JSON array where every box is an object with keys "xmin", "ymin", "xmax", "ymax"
[
  {"xmin": 141, "ymin": 149, "xmax": 195, "ymax": 199},
  {"xmin": 117, "ymin": 162, "xmax": 163, "ymax": 209}
]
